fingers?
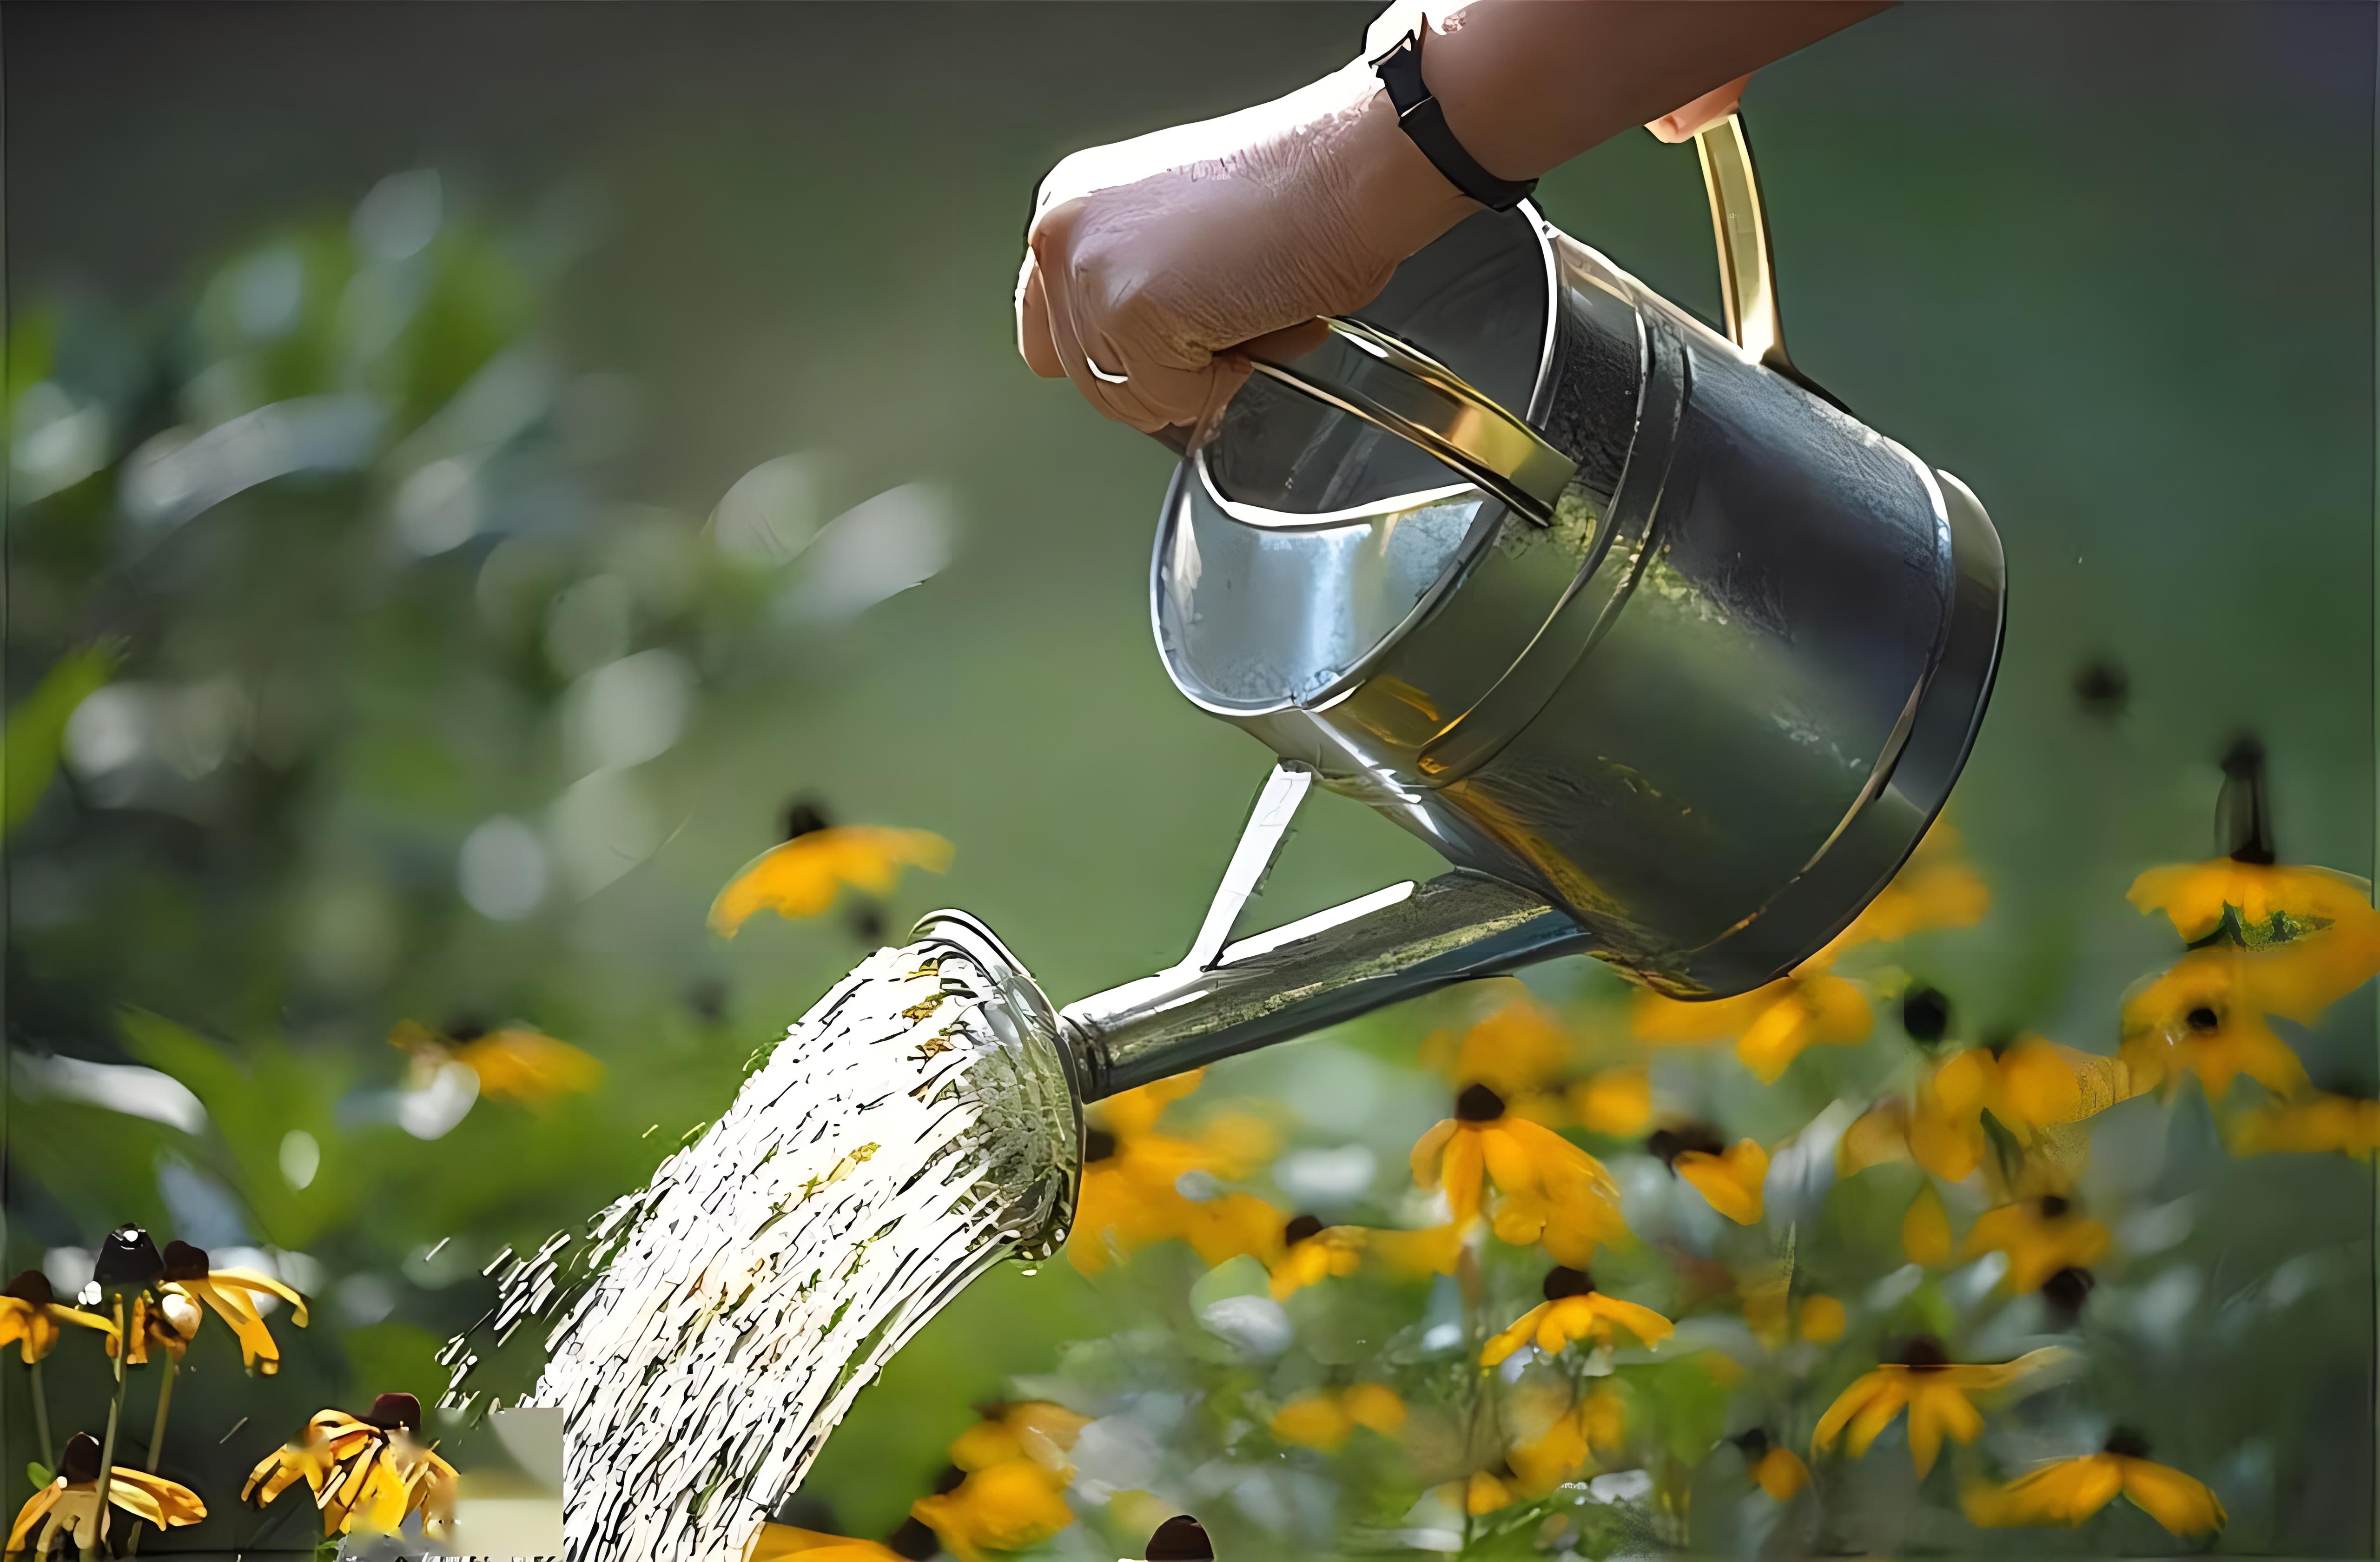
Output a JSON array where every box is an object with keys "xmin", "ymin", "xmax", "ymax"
[
  {"xmin": 1646, "ymin": 74, "xmax": 1753, "ymax": 144},
  {"xmin": 1238, "ymin": 319, "xmax": 1331, "ymax": 363},
  {"xmin": 1015, "ymin": 255, "xmax": 1064, "ymax": 379}
]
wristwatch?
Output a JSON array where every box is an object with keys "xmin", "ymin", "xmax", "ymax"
[{"xmin": 1370, "ymin": 29, "xmax": 1539, "ymax": 211}]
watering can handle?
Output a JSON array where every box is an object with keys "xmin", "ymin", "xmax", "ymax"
[{"xmin": 1163, "ymin": 111, "xmax": 1828, "ymax": 515}]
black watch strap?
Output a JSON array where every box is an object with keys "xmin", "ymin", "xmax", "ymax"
[{"xmin": 1371, "ymin": 30, "xmax": 1538, "ymax": 212}]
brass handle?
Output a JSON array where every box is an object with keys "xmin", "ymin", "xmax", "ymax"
[
  {"xmin": 1245, "ymin": 317, "xmax": 1575, "ymax": 527},
  {"xmin": 1694, "ymin": 113, "xmax": 1792, "ymax": 371}
]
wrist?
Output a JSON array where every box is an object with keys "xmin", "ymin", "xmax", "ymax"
[{"xmin": 1312, "ymin": 61, "xmax": 1480, "ymax": 274}]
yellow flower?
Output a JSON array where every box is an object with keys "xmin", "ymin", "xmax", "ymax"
[
  {"xmin": 1268, "ymin": 1384, "xmax": 1405, "ymax": 1452},
  {"xmin": 1461, "ymin": 1466, "xmax": 1518, "ymax": 1516},
  {"xmin": 1420, "ymin": 997, "xmax": 1577, "ymax": 1101},
  {"xmin": 1065, "ymin": 1072, "xmax": 1274, "ymax": 1274},
  {"xmin": 1366, "ymin": 1223, "xmax": 1467, "ymax": 1280},
  {"xmin": 1963, "ymin": 1196, "xmax": 2110, "ymax": 1294},
  {"xmin": 2119, "ymin": 949, "xmax": 2308, "ymax": 1102},
  {"xmin": 1267, "ymin": 1216, "xmax": 1364, "ymax": 1300},
  {"xmin": 1798, "ymin": 1293, "xmax": 1847, "ymax": 1344},
  {"xmin": 1832, "ymin": 821, "xmax": 1991, "ymax": 951},
  {"xmin": 1653, "ymin": 1128, "xmax": 1767, "ymax": 1224},
  {"xmin": 1840, "ymin": 1039, "xmax": 2136, "ymax": 1186},
  {"xmin": 8, "ymin": 1432, "xmax": 205, "ymax": 1555},
  {"xmin": 1633, "ymin": 968, "xmax": 1872, "ymax": 1084},
  {"xmin": 1964, "ymin": 1429, "xmax": 2226, "ymax": 1536},
  {"xmin": 2131, "ymin": 855, "xmax": 2380, "ymax": 973},
  {"xmin": 1901, "ymin": 1182, "xmax": 1953, "ymax": 1266},
  {"xmin": 1507, "ymin": 1410, "xmax": 1590, "ymax": 1496},
  {"xmin": 1410, "ymin": 1085, "xmax": 1627, "ymax": 1265},
  {"xmin": 910, "ymin": 1459, "xmax": 1072, "ymax": 1562},
  {"xmin": 1480, "ymin": 1267, "xmax": 1673, "ymax": 1365},
  {"xmin": 1813, "ymin": 1338, "xmax": 2067, "ymax": 1476},
  {"xmin": 244, "ymin": 1395, "xmax": 455, "ymax": 1540},
  {"xmin": 949, "ymin": 1401, "xmax": 1090, "ymax": 1478},
  {"xmin": 107, "ymin": 1239, "xmax": 310, "ymax": 1377},
  {"xmin": 745, "ymin": 1524, "xmax": 912, "ymax": 1561},
  {"xmin": 1733, "ymin": 1430, "xmax": 1810, "ymax": 1500},
  {"xmin": 1577, "ymin": 1384, "xmax": 1627, "ymax": 1454},
  {"xmin": 2230, "ymin": 1091, "xmax": 2380, "ymax": 1158},
  {"xmin": 0, "ymin": 1271, "xmax": 116, "ymax": 1363},
  {"xmin": 1568, "ymin": 1064, "xmax": 1652, "ymax": 1137},
  {"xmin": 710, "ymin": 823, "xmax": 952, "ymax": 935},
  {"xmin": 390, "ymin": 1019, "xmax": 602, "ymax": 1105}
]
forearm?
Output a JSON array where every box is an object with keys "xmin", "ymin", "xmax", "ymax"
[{"xmin": 1422, "ymin": 2, "xmax": 1893, "ymax": 180}]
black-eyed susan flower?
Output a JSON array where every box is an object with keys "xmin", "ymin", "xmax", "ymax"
[
  {"xmin": 1480, "ymin": 1267, "xmax": 1673, "ymax": 1366},
  {"xmin": 2230, "ymin": 1090, "xmax": 2380, "ymax": 1158},
  {"xmin": 1411, "ymin": 1085, "xmax": 1627, "ymax": 1265},
  {"xmin": 1651, "ymin": 1125, "xmax": 1767, "ymax": 1224},
  {"xmin": 1419, "ymin": 997, "xmax": 1577, "ymax": 1104},
  {"xmin": 1833, "ymin": 821, "xmax": 1991, "ymax": 951},
  {"xmin": 1964, "ymin": 1428, "xmax": 2226, "ymax": 1536},
  {"xmin": 1267, "ymin": 1214, "xmax": 1365, "ymax": 1300},
  {"xmin": 1568, "ymin": 1063, "xmax": 1652, "ymax": 1137},
  {"xmin": 244, "ymin": 1393, "xmax": 456, "ymax": 1541},
  {"xmin": 1633, "ymin": 965, "xmax": 1873, "ymax": 1084},
  {"xmin": 709, "ymin": 807, "xmax": 951, "ymax": 936},
  {"xmin": 909, "ymin": 1457, "xmax": 1072, "ymax": 1562},
  {"xmin": 1963, "ymin": 1195, "xmax": 2110, "ymax": 1294},
  {"xmin": 0, "ymin": 1271, "xmax": 115, "ymax": 1363},
  {"xmin": 1507, "ymin": 1407, "xmax": 1591, "ymax": 1495},
  {"xmin": 1733, "ymin": 1429, "xmax": 1811, "ymax": 1500},
  {"xmin": 2119, "ymin": 949, "xmax": 2308, "ymax": 1102},
  {"xmin": 1799, "ymin": 1293, "xmax": 1847, "ymax": 1344},
  {"xmin": 7, "ymin": 1432, "xmax": 205, "ymax": 1555},
  {"xmin": 1841, "ymin": 1038, "xmax": 2136, "ymax": 1187},
  {"xmin": 745, "ymin": 1523, "xmax": 922, "ymax": 1560},
  {"xmin": 108, "ymin": 1239, "xmax": 309, "ymax": 1377},
  {"xmin": 1813, "ymin": 1337, "xmax": 2067, "ymax": 1476},
  {"xmin": 1268, "ymin": 1383, "xmax": 1405, "ymax": 1452},
  {"xmin": 1901, "ymin": 1181, "xmax": 1953, "ymax": 1266},
  {"xmin": 1460, "ymin": 1464, "xmax": 1520, "ymax": 1516},
  {"xmin": 1064, "ymin": 1071, "xmax": 1276, "ymax": 1274},
  {"xmin": 390, "ymin": 1019, "xmax": 603, "ymax": 1105},
  {"xmin": 1141, "ymin": 1515, "xmax": 1213, "ymax": 1560},
  {"xmin": 948, "ymin": 1400, "xmax": 1089, "ymax": 1479}
]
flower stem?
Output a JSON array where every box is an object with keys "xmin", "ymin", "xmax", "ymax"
[
  {"xmin": 28, "ymin": 1359, "xmax": 54, "ymax": 1471},
  {"xmin": 86, "ymin": 1298, "xmax": 129, "ymax": 1562},
  {"xmin": 122, "ymin": 1358, "xmax": 177, "ymax": 1557}
]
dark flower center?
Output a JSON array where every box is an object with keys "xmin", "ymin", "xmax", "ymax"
[
  {"xmin": 2104, "ymin": 1426, "xmax": 2152, "ymax": 1460},
  {"xmin": 1454, "ymin": 1084, "xmax": 1507, "ymax": 1123},
  {"xmin": 1083, "ymin": 1127, "xmax": 1117, "ymax": 1165},
  {"xmin": 4, "ymin": 1270, "xmax": 55, "ymax": 1307},
  {"xmin": 1542, "ymin": 1266, "xmax": 1597, "ymax": 1301},
  {"xmin": 2041, "ymin": 1266, "xmax": 2096, "ymax": 1316},
  {"xmin": 2037, "ymin": 1195, "xmax": 2071, "ymax": 1219},
  {"xmin": 1144, "ymin": 1515, "xmax": 1215, "ymax": 1561},
  {"xmin": 2186, "ymin": 1006, "xmax": 2221, "ymax": 1032},
  {"xmin": 2073, "ymin": 659, "xmax": 2129, "ymax": 720},
  {"xmin": 1897, "ymin": 1335, "xmax": 1950, "ymax": 1371},
  {"xmin": 1900, "ymin": 986, "xmax": 1952, "ymax": 1044},
  {"xmin": 1283, "ymin": 1214, "xmax": 1324, "ymax": 1247},
  {"xmin": 886, "ymin": 1518, "xmax": 940, "ymax": 1560},
  {"xmin": 1647, "ymin": 1123, "xmax": 1723, "ymax": 1167},
  {"xmin": 2218, "ymin": 735, "xmax": 2275, "ymax": 865},
  {"xmin": 443, "ymin": 1016, "xmax": 489, "ymax": 1044},
  {"xmin": 785, "ymin": 799, "xmax": 833, "ymax": 841},
  {"xmin": 160, "ymin": 1240, "xmax": 211, "ymax": 1282},
  {"xmin": 364, "ymin": 1392, "xmax": 422, "ymax": 1433},
  {"xmin": 1732, "ymin": 1427, "xmax": 1772, "ymax": 1458},
  {"xmin": 92, "ymin": 1225, "xmax": 164, "ymax": 1290},
  {"xmin": 59, "ymin": 1433, "xmax": 101, "ymax": 1485}
]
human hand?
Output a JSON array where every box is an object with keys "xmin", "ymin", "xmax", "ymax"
[{"xmin": 1014, "ymin": 63, "xmax": 1474, "ymax": 435}]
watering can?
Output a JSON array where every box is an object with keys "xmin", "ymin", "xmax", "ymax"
[{"xmin": 933, "ymin": 113, "xmax": 2003, "ymax": 1121}]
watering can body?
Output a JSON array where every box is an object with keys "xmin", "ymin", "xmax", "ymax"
[{"xmin": 1150, "ymin": 119, "xmax": 2003, "ymax": 999}]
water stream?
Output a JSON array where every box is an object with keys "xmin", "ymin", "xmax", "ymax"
[{"xmin": 458, "ymin": 938, "xmax": 1077, "ymax": 1560}]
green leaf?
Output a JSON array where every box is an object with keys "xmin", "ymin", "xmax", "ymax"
[
  {"xmin": 26, "ymin": 1462, "xmax": 52, "ymax": 1491},
  {"xmin": 3, "ymin": 642, "xmax": 121, "ymax": 834}
]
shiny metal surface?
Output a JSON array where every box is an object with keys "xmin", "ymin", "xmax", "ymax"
[
  {"xmin": 1248, "ymin": 318, "xmax": 1574, "ymax": 526},
  {"xmin": 1058, "ymin": 867, "xmax": 1588, "ymax": 1100},
  {"xmin": 1150, "ymin": 113, "xmax": 2008, "ymax": 998}
]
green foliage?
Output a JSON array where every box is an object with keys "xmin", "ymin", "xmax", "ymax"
[{"xmin": 3, "ymin": 642, "xmax": 120, "ymax": 834}]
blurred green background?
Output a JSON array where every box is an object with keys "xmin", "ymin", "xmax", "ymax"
[{"xmin": 3, "ymin": 3, "xmax": 2373, "ymax": 1555}]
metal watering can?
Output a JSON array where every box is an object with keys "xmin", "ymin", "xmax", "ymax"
[{"xmin": 929, "ymin": 115, "xmax": 2003, "ymax": 1117}]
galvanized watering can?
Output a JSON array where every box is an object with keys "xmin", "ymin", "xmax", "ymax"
[{"xmin": 936, "ymin": 115, "xmax": 2003, "ymax": 1106}]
